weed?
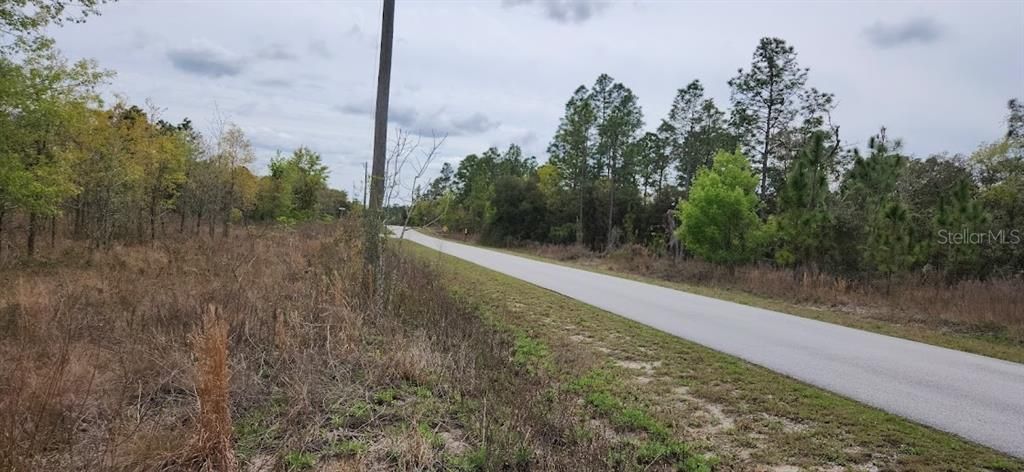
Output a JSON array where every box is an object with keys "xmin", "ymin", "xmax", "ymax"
[
  {"xmin": 373, "ymin": 388, "xmax": 398, "ymax": 405},
  {"xmin": 512, "ymin": 332, "xmax": 550, "ymax": 372},
  {"xmin": 283, "ymin": 451, "xmax": 316, "ymax": 470},
  {"xmin": 450, "ymin": 447, "xmax": 487, "ymax": 471},
  {"xmin": 325, "ymin": 439, "xmax": 367, "ymax": 457}
]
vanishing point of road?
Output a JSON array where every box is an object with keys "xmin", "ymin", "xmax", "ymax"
[{"xmin": 395, "ymin": 227, "xmax": 1024, "ymax": 458}]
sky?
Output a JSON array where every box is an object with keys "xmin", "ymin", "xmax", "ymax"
[{"xmin": 48, "ymin": 0, "xmax": 1024, "ymax": 198}]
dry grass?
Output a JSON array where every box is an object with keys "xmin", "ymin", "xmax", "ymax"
[
  {"xmin": 183, "ymin": 308, "xmax": 237, "ymax": 471},
  {"xmin": 0, "ymin": 220, "xmax": 646, "ymax": 471},
  {"xmin": 517, "ymin": 241, "xmax": 1024, "ymax": 343}
]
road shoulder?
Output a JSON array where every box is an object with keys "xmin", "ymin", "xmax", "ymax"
[{"xmin": 403, "ymin": 239, "xmax": 1023, "ymax": 471}]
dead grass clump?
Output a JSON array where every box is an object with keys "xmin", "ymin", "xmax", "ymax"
[
  {"xmin": 381, "ymin": 333, "xmax": 442, "ymax": 387},
  {"xmin": 181, "ymin": 306, "xmax": 237, "ymax": 472}
]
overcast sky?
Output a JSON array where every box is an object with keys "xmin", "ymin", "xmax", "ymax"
[{"xmin": 49, "ymin": 0, "xmax": 1024, "ymax": 196}]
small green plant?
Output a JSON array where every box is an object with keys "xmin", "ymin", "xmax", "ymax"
[
  {"xmin": 411, "ymin": 385, "xmax": 433, "ymax": 399},
  {"xmin": 451, "ymin": 446, "xmax": 487, "ymax": 471},
  {"xmin": 513, "ymin": 444, "xmax": 533, "ymax": 466},
  {"xmin": 418, "ymin": 423, "xmax": 444, "ymax": 449},
  {"xmin": 283, "ymin": 451, "xmax": 316, "ymax": 470},
  {"xmin": 325, "ymin": 439, "xmax": 367, "ymax": 457},
  {"xmin": 373, "ymin": 388, "xmax": 398, "ymax": 405},
  {"xmin": 512, "ymin": 333, "xmax": 550, "ymax": 372}
]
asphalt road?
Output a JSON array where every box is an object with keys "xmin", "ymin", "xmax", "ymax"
[{"xmin": 394, "ymin": 227, "xmax": 1024, "ymax": 458}]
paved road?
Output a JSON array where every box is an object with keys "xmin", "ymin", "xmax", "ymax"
[{"xmin": 394, "ymin": 227, "xmax": 1024, "ymax": 458}]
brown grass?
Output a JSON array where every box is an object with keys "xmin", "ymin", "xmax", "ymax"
[
  {"xmin": 519, "ymin": 241, "xmax": 1024, "ymax": 343},
  {"xmin": 0, "ymin": 220, "xmax": 633, "ymax": 470},
  {"xmin": 183, "ymin": 307, "xmax": 236, "ymax": 471}
]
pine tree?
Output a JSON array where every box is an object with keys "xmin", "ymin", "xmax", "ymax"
[
  {"xmin": 729, "ymin": 37, "xmax": 834, "ymax": 209},
  {"xmin": 867, "ymin": 201, "xmax": 919, "ymax": 291},
  {"xmin": 775, "ymin": 132, "xmax": 833, "ymax": 269},
  {"xmin": 934, "ymin": 179, "xmax": 990, "ymax": 279},
  {"xmin": 548, "ymin": 85, "xmax": 596, "ymax": 244}
]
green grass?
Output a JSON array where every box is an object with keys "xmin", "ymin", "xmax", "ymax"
[
  {"xmin": 283, "ymin": 451, "xmax": 316, "ymax": 470},
  {"xmin": 404, "ymin": 240, "xmax": 1024, "ymax": 470},
  {"xmin": 512, "ymin": 332, "xmax": 551, "ymax": 372},
  {"xmin": 324, "ymin": 439, "xmax": 367, "ymax": 458}
]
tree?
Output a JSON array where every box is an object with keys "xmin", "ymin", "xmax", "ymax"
[
  {"xmin": 591, "ymin": 74, "xmax": 644, "ymax": 249},
  {"xmin": 933, "ymin": 179, "xmax": 989, "ymax": 279},
  {"xmin": 548, "ymin": 85, "xmax": 596, "ymax": 244},
  {"xmin": 836, "ymin": 128, "xmax": 908, "ymax": 273},
  {"xmin": 426, "ymin": 162, "xmax": 454, "ymax": 199},
  {"xmin": 289, "ymin": 146, "xmax": 328, "ymax": 215},
  {"xmin": 632, "ymin": 131, "xmax": 669, "ymax": 199},
  {"xmin": 254, "ymin": 146, "xmax": 331, "ymax": 222},
  {"xmin": 676, "ymin": 149, "xmax": 763, "ymax": 265},
  {"xmin": 677, "ymin": 98, "xmax": 734, "ymax": 190},
  {"xmin": 211, "ymin": 123, "xmax": 255, "ymax": 236},
  {"xmin": 0, "ymin": 40, "xmax": 106, "ymax": 254},
  {"xmin": 867, "ymin": 201, "xmax": 919, "ymax": 290},
  {"xmin": 484, "ymin": 175, "xmax": 547, "ymax": 244},
  {"xmin": 1, "ymin": 0, "xmax": 104, "ymax": 54},
  {"xmin": 729, "ymin": 37, "xmax": 834, "ymax": 208},
  {"xmin": 775, "ymin": 131, "xmax": 834, "ymax": 269},
  {"xmin": 970, "ymin": 103, "xmax": 1024, "ymax": 274},
  {"xmin": 452, "ymin": 144, "xmax": 535, "ymax": 233},
  {"xmin": 662, "ymin": 80, "xmax": 734, "ymax": 190}
]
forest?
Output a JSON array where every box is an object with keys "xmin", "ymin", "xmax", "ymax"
[
  {"xmin": 409, "ymin": 38, "xmax": 1023, "ymax": 283},
  {"xmin": 0, "ymin": 6, "xmax": 351, "ymax": 262}
]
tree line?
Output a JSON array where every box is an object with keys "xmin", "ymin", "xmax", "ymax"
[
  {"xmin": 1, "ymin": 20, "xmax": 350, "ymax": 258},
  {"xmin": 409, "ymin": 37, "xmax": 1024, "ymax": 282}
]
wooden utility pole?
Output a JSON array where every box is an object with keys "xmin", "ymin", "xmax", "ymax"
[
  {"xmin": 363, "ymin": 162, "xmax": 369, "ymax": 208},
  {"xmin": 365, "ymin": 0, "xmax": 395, "ymax": 266}
]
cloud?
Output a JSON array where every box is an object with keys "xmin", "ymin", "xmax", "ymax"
[
  {"xmin": 335, "ymin": 101, "xmax": 500, "ymax": 137},
  {"xmin": 450, "ymin": 113, "xmax": 500, "ymax": 135},
  {"xmin": 502, "ymin": 0, "xmax": 607, "ymax": 24},
  {"xmin": 308, "ymin": 39, "xmax": 333, "ymax": 58},
  {"xmin": 335, "ymin": 101, "xmax": 373, "ymax": 115},
  {"xmin": 167, "ymin": 41, "xmax": 246, "ymax": 77},
  {"xmin": 256, "ymin": 43, "xmax": 298, "ymax": 61},
  {"xmin": 864, "ymin": 17, "xmax": 945, "ymax": 48},
  {"xmin": 254, "ymin": 78, "xmax": 292, "ymax": 88}
]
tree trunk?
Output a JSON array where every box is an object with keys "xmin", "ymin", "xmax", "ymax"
[
  {"xmin": 760, "ymin": 111, "xmax": 772, "ymax": 201},
  {"xmin": 179, "ymin": 209, "xmax": 186, "ymax": 233},
  {"xmin": 576, "ymin": 181, "xmax": 584, "ymax": 245},
  {"xmin": 49, "ymin": 215, "xmax": 56, "ymax": 247},
  {"xmin": 136, "ymin": 207, "xmax": 144, "ymax": 241},
  {"xmin": 606, "ymin": 155, "xmax": 615, "ymax": 252},
  {"xmin": 150, "ymin": 194, "xmax": 157, "ymax": 242},
  {"xmin": 0, "ymin": 208, "xmax": 5, "ymax": 261},
  {"xmin": 27, "ymin": 212, "xmax": 37, "ymax": 257}
]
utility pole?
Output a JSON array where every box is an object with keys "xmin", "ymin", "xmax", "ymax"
[
  {"xmin": 363, "ymin": 161, "xmax": 368, "ymax": 208},
  {"xmin": 365, "ymin": 0, "xmax": 395, "ymax": 266}
]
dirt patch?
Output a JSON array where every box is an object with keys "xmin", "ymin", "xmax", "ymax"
[
  {"xmin": 569, "ymin": 334, "xmax": 593, "ymax": 343},
  {"xmin": 439, "ymin": 430, "xmax": 470, "ymax": 456},
  {"xmin": 761, "ymin": 413, "xmax": 812, "ymax": 433},
  {"xmin": 614, "ymin": 359, "xmax": 661, "ymax": 373}
]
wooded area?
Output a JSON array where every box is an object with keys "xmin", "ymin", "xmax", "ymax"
[
  {"xmin": 0, "ymin": 4, "xmax": 350, "ymax": 262},
  {"xmin": 409, "ymin": 38, "xmax": 1023, "ymax": 282}
]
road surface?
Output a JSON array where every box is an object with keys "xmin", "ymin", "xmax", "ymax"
[{"xmin": 394, "ymin": 227, "xmax": 1024, "ymax": 458}]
